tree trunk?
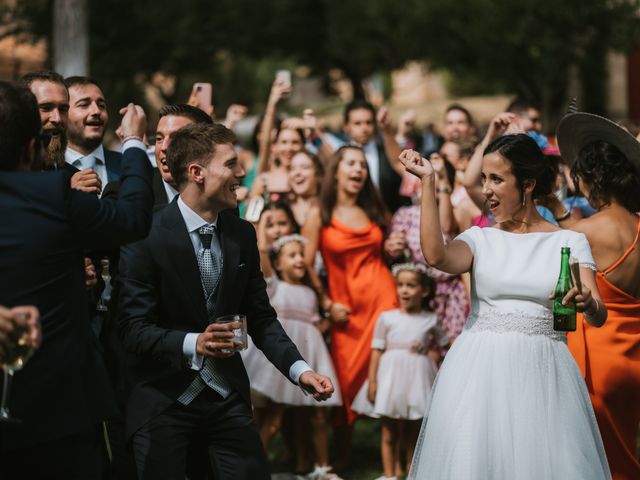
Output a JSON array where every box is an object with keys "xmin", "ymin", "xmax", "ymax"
[{"xmin": 53, "ymin": 0, "xmax": 89, "ymax": 76}]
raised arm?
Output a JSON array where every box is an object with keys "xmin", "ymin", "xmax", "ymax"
[
  {"xmin": 256, "ymin": 210, "xmax": 274, "ymax": 278},
  {"xmin": 68, "ymin": 104, "xmax": 153, "ymax": 250},
  {"xmin": 378, "ymin": 107, "xmax": 405, "ymax": 176},
  {"xmin": 257, "ymin": 79, "xmax": 291, "ymax": 174},
  {"xmin": 399, "ymin": 150, "xmax": 473, "ymax": 274},
  {"xmin": 430, "ymin": 153, "xmax": 458, "ymax": 235},
  {"xmin": 463, "ymin": 113, "xmax": 516, "ymax": 209}
]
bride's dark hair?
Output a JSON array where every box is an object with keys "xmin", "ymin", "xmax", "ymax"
[{"xmin": 484, "ymin": 134, "xmax": 556, "ymax": 200}]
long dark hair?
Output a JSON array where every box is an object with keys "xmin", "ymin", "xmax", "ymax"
[
  {"xmin": 484, "ymin": 134, "xmax": 556, "ymax": 200},
  {"xmin": 319, "ymin": 145, "xmax": 390, "ymax": 228},
  {"xmin": 259, "ymin": 201, "xmax": 300, "ymax": 234},
  {"xmin": 572, "ymin": 141, "xmax": 640, "ymax": 213}
]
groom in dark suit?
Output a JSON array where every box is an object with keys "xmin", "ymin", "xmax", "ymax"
[{"xmin": 117, "ymin": 122, "xmax": 334, "ymax": 479}]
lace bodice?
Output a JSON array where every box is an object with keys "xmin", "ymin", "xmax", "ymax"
[{"xmin": 456, "ymin": 227, "xmax": 596, "ymax": 340}]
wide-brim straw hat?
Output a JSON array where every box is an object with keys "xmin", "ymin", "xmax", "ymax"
[{"xmin": 556, "ymin": 101, "xmax": 640, "ymax": 176}]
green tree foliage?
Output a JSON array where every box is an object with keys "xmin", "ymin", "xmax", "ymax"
[
  {"xmin": 5, "ymin": 0, "xmax": 640, "ymax": 124},
  {"xmin": 419, "ymin": 0, "xmax": 640, "ymax": 119}
]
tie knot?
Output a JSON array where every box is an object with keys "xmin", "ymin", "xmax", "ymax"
[
  {"xmin": 82, "ymin": 155, "xmax": 97, "ymax": 170},
  {"xmin": 198, "ymin": 225, "xmax": 215, "ymax": 249}
]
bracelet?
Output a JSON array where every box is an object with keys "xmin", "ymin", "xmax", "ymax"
[
  {"xmin": 437, "ymin": 186, "xmax": 451, "ymax": 194},
  {"xmin": 554, "ymin": 210, "xmax": 571, "ymax": 222},
  {"xmin": 122, "ymin": 135, "xmax": 144, "ymax": 144},
  {"xmin": 323, "ymin": 302, "xmax": 333, "ymax": 319}
]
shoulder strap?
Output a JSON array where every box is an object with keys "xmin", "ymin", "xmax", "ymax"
[{"xmin": 602, "ymin": 216, "xmax": 640, "ymax": 275}]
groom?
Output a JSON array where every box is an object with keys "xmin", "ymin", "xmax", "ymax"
[{"xmin": 117, "ymin": 122, "xmax": 334, "ymax": 479}]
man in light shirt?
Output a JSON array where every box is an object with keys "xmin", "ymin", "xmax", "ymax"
[{"xmin": 64, "ymin": 76, "xmax": 121, "ymax": 196}]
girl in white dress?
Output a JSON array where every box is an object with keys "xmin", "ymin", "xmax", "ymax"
[
  {"xmin": 352, "ymin": 262, "xmax": 449, "ymax": 480},
  {"xmin": 399, "ymin": 133, "xmax": 611, "ymax": 480},
  {"xmin": 244, "ymin": 231, "xmax": 343, "ymax": 479}
]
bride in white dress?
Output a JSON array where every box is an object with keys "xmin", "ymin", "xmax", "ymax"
[{"xmin": 399, "ymin": 134, "xmax": 611, "ymax": 480}]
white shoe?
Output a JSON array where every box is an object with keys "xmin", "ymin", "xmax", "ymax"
[{"xmin": 305, "ymin": 464, "xmax": 344, "ymax": 480}]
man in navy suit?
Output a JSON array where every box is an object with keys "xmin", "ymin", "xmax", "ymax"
[
  {"xmin": 65, "ymin": 76, "xmax": 121, "ymax": 196},
  {"xmin": 0, "ymin": 81, "xmax": 154, "ymax": 479},
  {"xmin": 118, "ymin": 122, "xmax": 334, "ymax": 479}
]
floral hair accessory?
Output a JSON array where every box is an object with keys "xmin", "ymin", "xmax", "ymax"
[
  {"xmin": 271, "ymin": 234, "xmax": 307, "ymax": 254},
  {"xmin": 391, "ymin": 262, "xmax": 430, "ymax": 278}
]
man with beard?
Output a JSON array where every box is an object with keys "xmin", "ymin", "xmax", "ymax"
[
  {"xmin": 0, "ymin": 80, "xmax": 153, "ymax": 479},
  {"xmin": 20, "ymin": 71, "xmax": 101, "ymax": 193},
  {"xmin": 65, "ymin": 76, "xmax": 121, "ymax": 196}
]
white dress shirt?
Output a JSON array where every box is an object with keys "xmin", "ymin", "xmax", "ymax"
[
  {"xmin": 163, "ymin": 180, "xmax": 179, "ymax": 202},
  {"xmin": 176, "ymin": 197, "xmax": 312, "ymax": 385}
]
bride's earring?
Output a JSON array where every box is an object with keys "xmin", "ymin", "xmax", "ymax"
[{"xmin": 521, "ymin": 193, "xmax": 526, "ymax": 207}]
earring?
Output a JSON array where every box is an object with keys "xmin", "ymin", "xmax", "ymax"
[{"xmin": 521, "ymin": 194, "xmax": 526, "ymax": 207}]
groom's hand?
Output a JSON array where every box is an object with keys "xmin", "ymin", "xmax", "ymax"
[
  {"xmin": 299, "ymin": 371, "xmax": 334, "ymax": 401},
  {"xmin": 196, "ymin": 323, "xmax": 238, "ymax": 358}
]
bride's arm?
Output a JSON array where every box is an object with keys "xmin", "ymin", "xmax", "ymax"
[{"xmin": 401, "ymin": 150, "xmax": 473, "ymax": 275}]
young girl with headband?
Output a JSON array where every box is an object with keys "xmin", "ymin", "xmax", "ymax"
[{"xmin": 352, "ymin": 262, "xmax": 449, "ymax": 480}]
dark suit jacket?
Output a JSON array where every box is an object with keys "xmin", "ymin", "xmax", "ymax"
[
  {"xmin": 117, "ymin": 200, "xmax": 304, "ymax": 438},
  {"xmin": 152, "ymin": 167, "xmax": 171, "ymax": 210},
  {"xmin": 104, "ymin": 148, "xmax": 123, "ymax": 184},
  {"xmin": 0, "ymin": 147, "xmax": 153, "ymax": 449}
]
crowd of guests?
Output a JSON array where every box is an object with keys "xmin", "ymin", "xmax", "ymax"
[{"xmin": 0, "ymin": 69, "xmax": 638, "ymax": 480}]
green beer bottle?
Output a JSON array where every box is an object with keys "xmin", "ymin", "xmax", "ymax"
[{"xmin": 553, "ymin": 247, "xmax": 577, "ymax": 331}]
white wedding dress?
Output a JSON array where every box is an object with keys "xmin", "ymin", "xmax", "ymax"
[{"xmin": 409, "ymin": 227, "xmax": 611, "ymax": 480}]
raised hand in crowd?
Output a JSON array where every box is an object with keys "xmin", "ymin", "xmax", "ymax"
[
  {"xmin": 400, "ymin": 148, "xmax": 434, "ymax": 180},
  {"xmin": 223, "ymin": 103, "xmax": 248, "ymax": 130},
  {"xmin": 118, "ymin": 102, "xmax": 148, "ymax": 140},
  {"xmin": 377, "ymin": 106, "xmax": 405, "ymax": 176},
  {"xmin": 187, "ymin": 83, "xmax": 214, "ymax": 117},
  {"xmin": 256, "ymin": 76, "xmax": 294, "ymax": 176},
  {"xmin": 461, "ymin": 112, "xmax": 517, "ymax": 209}
]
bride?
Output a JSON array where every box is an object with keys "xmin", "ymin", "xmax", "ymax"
[{"xmin": 400, "ymin": 135, "xmax": 611, "ymax": 479}]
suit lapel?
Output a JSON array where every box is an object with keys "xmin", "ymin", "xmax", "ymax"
[
  {"xmin": 104, "ymin": 149, "xmax": 122, "ymax": 183},
  {"xmin": 152, "ymin": 169, "xmax": 170, "ymax": 207},
  {"xmin": 213, "ymin": 214, "xmax": 241, "ymax": 318},
  {"xmin": 160, "ymin": 201, "xmax": 208, "ymax": 325}
]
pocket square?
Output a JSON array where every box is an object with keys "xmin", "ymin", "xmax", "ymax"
[{"xmin": 238, "ymin": 263, "xmax": 246, "ymax": 268}]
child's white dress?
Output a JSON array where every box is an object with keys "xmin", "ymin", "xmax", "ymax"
[
  {"xmin": 352, "ymin": 309, "xmax": 448, "ymax": 419},
  {"xmin": 241, "ymin": 274, "xmax": 342, "ymax": 407}
]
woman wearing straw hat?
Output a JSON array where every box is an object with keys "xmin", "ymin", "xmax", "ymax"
[{"xmin": 544, "ymin": 111, "xmax": 640, "ymax": 480}]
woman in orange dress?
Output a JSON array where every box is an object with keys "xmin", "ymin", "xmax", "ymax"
[
  {"xmin": 303, "ymin": 145, "xmax": 398, "ymax": 470},
  {"xmin": 552, "ymin": 112, "xmax": 640, "ymax": 480}
]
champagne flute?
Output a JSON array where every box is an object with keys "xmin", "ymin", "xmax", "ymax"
[{"xmin": 0, "ymin": 316, "xmax": 34, "ymax": 423}]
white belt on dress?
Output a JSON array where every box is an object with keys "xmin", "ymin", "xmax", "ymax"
[{"xmin": 463, "ymin": 306, "xmax": 567, "ymax": 342}]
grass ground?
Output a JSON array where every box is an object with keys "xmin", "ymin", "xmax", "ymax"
[{"xmin": 268, "ymin": 417, "xmax": 384, "ymax": 480}]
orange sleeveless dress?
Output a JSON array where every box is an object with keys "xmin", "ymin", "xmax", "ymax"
[
  {"xmin": 320, "ymin": 218, "xmax": 398, "ymax": 424},
  {"xmin": 568, "ymin": 218, "xmax": 640, "ymax": 480}
]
